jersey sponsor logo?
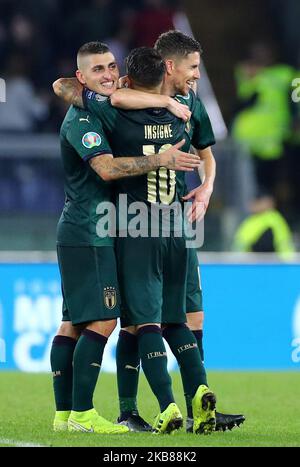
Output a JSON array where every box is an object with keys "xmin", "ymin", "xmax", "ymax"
[
  {"xmin": 104, "ymin": 287, "xmax": 117, "ymax": 309},
  {"xmin": 79, "ymin": 116, "xmax": 90, "ymax": 123},
  {"xmin": 82, "ymin": 132, "xmax": 101, "ymax": 149}
]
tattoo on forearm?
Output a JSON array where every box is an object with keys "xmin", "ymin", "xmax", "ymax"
[
  {"xmin": 91, "ymin": 154, "xmax": 160, "ymax": 180},
  {"xmin": 58, "ymin": 79, "xmax": 83, "ymax": 108}
]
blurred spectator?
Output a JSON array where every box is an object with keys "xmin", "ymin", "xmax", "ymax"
[
  {"xmin": 0, "ymin": 55, "xmax": 48, "ymax": 132},
  {"xmin": 131, "ymin": 0, "xmax": 175, "ymax": 47},
  {"xmin": 63, "ymin": 0, "xmax": 119, "ymax": 55},
  {"xmin": 233, "ymin": 194, "xmax": 295, "ymax": 261},
  {"xmin": 232, "ymin": 41, "xmax": 295, "ymax": 196}
]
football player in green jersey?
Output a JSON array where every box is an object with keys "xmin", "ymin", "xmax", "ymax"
[
  {"xmin": 103, "ymin": 32, "xmax": 245, "ymax": 432},
  {"xmin": 82, "ymin": 46, "xmax": 217, "ymax": 435},
  {"xmin": 155, "ymin": 30, "xmax": 245, "ymax": 432},
  {"xmin": 53, "ymin": 36, "xmax": 245, "ymax": 433},
  {"xmin": 51, "ymin": 41, "xmax": 201, "ymax": 435}
]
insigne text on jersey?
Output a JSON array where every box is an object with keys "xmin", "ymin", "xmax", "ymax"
[{"xmin": 144, "ymin": 124, "xmax": 173, "ymax": 140}]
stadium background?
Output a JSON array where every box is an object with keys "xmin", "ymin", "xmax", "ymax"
[{"xmin": 0, "ymin": 0, "xmax": 300, "ymax": 375}]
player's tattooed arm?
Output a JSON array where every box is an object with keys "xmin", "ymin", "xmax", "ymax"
[
  {"xmin": 89, "ymin": 140, "xmax": 201, "ymax": 181},
  {"xmin": 52, "ymin": 78, "xmax": 84, "ymax": 108},
  {"xmin": 90, "ymin": 153, "xmax": 160, "ymax": 181}
]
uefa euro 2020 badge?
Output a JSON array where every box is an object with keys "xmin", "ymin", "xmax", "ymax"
[{"xmin": 82, "ymin": 132, "xmax": 101, "ymax": 149}]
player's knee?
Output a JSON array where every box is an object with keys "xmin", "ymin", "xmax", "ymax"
[
  {"xmin": 86, "ymin": 319, "xmax": 117, "ymax": 337},
  {"xmin": 136, "ymin": 323, "xmax": 161, "ymax": 335},
  {"xmin": 56, "ymin": 321, "xmax": 80, "ymax": 340},
  {"xmin": 187, "ymin": 311, "xmax": 204, "ymax": 331},
  {"xmin": 121, "ymin": 325, "xmax": 137, "ymax": 335}
]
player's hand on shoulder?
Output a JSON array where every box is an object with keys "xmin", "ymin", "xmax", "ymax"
[{"xmin": 167, "ymin": 98, "xmax": 191, "ymax": 122}]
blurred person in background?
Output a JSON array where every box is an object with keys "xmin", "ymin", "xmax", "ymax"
[
  {"xmin": 131, "ymin": 0, "xmax": 175, "ymax": 47},
  {"xmin": 63, "ymin": 0, "xmax": 118, "ymax": 55},
  {"xmin": 232, "ymin": 41, "xmax": 295, "ymax": 197},
  {"xmin": 0, "ymin": 55, "xmax": 48, "ymax": 132},
  {"xmin": 233, "ymin": 194, "xmax": 295, "ymax": 261}
]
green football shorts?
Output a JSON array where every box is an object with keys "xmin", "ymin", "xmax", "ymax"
[
  {"xmin": 116, "ymin": 234, "xmax": 188, "ymax": 327},
  {"xmin": 57, "ymin": 245, "xmax": 120, "ymax": 325},
  {"xmin": 185, "ymin": 247, "xmax": 203, "ymax": 313}
]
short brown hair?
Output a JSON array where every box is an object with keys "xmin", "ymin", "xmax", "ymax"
[{"xmin": 155, "ymin": 30, "xmax": 202, "ymax": 59}]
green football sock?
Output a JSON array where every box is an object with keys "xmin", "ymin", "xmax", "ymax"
[
  {"xmin": 50, "ymin": 335, "xmax": 77, "ymax": 411},
  {"xmin": 163, "ymin": 324, "xmax": 207, "ymax": 419},
  {"xmin": 137, "ymin": 326, "xmax": 174, "ymax": 412},
  {"xmin": 72, "ymin": 329, "xmax": 107, "ymax": 412},
  {"xmin": 192, "ymin": 329, "xmax": 204, "ymax": 362},
  {"xmin": 116, "ymin": 330, "xmax": 140, "ymax": 418}
]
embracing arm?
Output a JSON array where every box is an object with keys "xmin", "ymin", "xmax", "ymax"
[
  {"xmin": 52, "ymin": 78, "xmax": 190, "ymax": 120},
  {"xmin": 90, "ymin": 153, "xmax": 160, "ymax": 181},
  {"xmin": 52, "ymin": 78, "xmax": 84, "ymax": 108},
  {"xmin": 110, "ymin": 88, "xmax": 191, "ymax": 121},
  {"xmin": 196, "ymin": 146, "xmax": 216, "ymax": 189},
  {"xmin": 89, "ymin": 140, "xmax": 201, "ymax": 181},
  {"xmin": 182, "ymin": 146, "xmax": 216, "ymax": 222}
]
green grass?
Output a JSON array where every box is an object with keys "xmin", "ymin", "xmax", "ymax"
[{"xmin": 0, "ymin": 371, "xmax": 299, "ymax": 447}]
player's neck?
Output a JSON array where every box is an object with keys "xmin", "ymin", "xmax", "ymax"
[
  {"xmin": 132, "ymin": 84, "xmax": 163, "ymax": 95},
  {"xmin": 161, "ymin": 81, "xmax": 176, "ymax": 97}
]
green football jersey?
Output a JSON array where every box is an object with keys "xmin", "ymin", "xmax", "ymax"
[
  {"xmin": 174, "ymin": 90, "xmax": 216, "ymax": 198},
  {"xmin": 57, "ymin": 105, "xmax": 114, "ymax": 247},
  {"xmin": 84, "ymin": 95, "xmax": 187, "ymax": 232}
]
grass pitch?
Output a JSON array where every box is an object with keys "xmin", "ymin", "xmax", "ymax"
[{"xmin": 0, "ymin": 371, "xmax": 299, "ymax": 447}]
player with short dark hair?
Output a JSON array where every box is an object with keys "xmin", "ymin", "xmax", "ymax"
[
  {"xmin": 82, "ymin": 45, "xmax": 217, "ymax": 435},
  {"xmin": 51, "ymin": 41, "xmax": 201, "ymax": 435},
  {"xmin": 53, "ymin": 34, "xmax": 245, "ymax": 433},
  {"xmin": 155, "ymin": 29, "xmax": 203, "ymax": 59},
  {"xmin": 125, "ymin": 47, "xmax": 166, "ymax": 88},
  {"xmin": 108, "ymin": 31, "xmax": 245, "ymax": 433},
  {"xmin": 155, "ymin": 30, "xmax": 245, "ymax": 432}
]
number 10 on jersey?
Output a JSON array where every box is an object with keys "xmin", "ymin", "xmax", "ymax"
[{"xmin": 143, "ymin": 144, "xmax": 176, "ymax": 205}]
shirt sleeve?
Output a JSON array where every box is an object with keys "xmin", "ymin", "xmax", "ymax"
[
  {"xmin": 191, "ymin": 98, "xmax": 216, "ymax": 149},
  {"xmin": 67, "ymin": 111, "xmax": 112, "ymax": 162}
]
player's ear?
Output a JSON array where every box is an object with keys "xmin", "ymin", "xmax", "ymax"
[
  {"xmin": 165, "ymin": 59, "xmax": 174, "ymax": 75},
  {"xmin": 76, "ymin": 69, "xmax": 86, "ymax": 85},
  {"xmin": 126, "ymin": 77, "xmax": 134, "ymax": 89}
]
